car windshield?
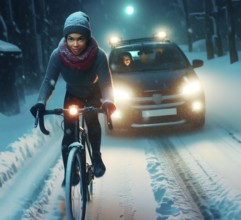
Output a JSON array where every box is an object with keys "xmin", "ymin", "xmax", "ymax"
[{"xmin": 109, "ymin": 44, "xmax": 190, "ymax": 73}]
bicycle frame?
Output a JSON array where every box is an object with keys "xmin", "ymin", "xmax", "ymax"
[{"xmin": 79, "ymin": 112, "xmax": 93, "ymax": 165}]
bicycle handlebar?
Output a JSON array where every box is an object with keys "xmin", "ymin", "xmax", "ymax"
[{"xmin": 34, "ymin": 106, "xmax": 113, "ymax": 135}]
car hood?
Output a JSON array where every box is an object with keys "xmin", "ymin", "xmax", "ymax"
[{"xmin": 112, "ymin": 68, "xmax": 199, "ymax": 91}]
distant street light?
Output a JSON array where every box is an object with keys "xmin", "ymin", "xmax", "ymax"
[{"xmin": 125, "ymin": 6, "xmax": 134, "ymax": 15}]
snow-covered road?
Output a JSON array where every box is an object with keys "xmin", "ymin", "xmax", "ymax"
[{"xmin": 3, "ymin": 119, "xmax": 241, "ymax": 219}]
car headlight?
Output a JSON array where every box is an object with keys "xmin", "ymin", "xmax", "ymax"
[
  {"xmin": 112, "ymin": 109, "xmax": 122, "ymax": 119},
  {"xmin": 114, "ymin": 87, "xmax": 133, "ymax": 101},
  {"xmin": 180, "ymin": 77, "xmax": 202, "ymax": 96},
  {"xmin": 192, "ymin": 101, "xmax": 203, "ymax": 111}
]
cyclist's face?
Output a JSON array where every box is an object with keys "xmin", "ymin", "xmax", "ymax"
[{"xmin": 66, "ymin": 33, "xmax": 87, "ymax": 55}]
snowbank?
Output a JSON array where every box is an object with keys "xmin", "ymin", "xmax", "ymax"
[{"xmin": 0, "ymin": 117, "xmax": 61, "ymax": 188}]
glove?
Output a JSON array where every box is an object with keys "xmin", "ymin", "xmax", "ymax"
[
  {"xmin": 30, "ymin": 103, "xmax": 45, "ymax": 118},
  {"xmin": 102, "ymin": 101, "xmax": 116, "ymax": 115}
]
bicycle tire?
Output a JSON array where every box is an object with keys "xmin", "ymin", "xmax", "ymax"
[{"xmin": 65, "ymin": 146, "xmax": 87, "ymax": 220}]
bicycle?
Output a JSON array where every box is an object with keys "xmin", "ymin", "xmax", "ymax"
[{"xmin": 34, "ymin": 104, "xmax": 113, "ymax": 220}]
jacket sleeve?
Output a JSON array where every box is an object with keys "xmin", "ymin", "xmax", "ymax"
[
  {"xmin": 37, "ymin": 49, "xmax": 61, "ymax": 105},
  {"xmin": 96, "ymin": 49, "xmax": 115, "ymax": 103}
]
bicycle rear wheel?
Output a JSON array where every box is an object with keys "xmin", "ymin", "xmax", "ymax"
[{"xmin": 65, "ymin": 146, "xmax": 87, "ymax": 220}]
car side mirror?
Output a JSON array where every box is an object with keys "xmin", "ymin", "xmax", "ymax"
[{"xmin": 192, "ymin": 59, "xmax": 204, "ymax": 68}]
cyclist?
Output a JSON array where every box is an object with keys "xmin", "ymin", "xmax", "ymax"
[{"xmin": 30, "ymin": 11, "xmax": 116, "ymax": 184}]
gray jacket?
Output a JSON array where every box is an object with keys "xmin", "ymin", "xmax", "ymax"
[{"xmin": 37, "ymin": 47, "xmax": 114, "ymax": 105}]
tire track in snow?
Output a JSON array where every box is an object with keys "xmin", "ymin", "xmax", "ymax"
[
  {"xmin": 160, "ymin": 138, "xmax": 220, "ymax": 219},
  {"xmin": 170, "ymin": 126, "xmax": 241, "ymax": 219},
  {"xmin": 146, "ymin": 135, "xmax": 241, "ymax": 219},
  {"xmin": 145, "ymin": 137, "xmax": 203, "ymax": 220},
  {"xmin": 85, "ymin": 137, "xmax": 158, "ymax": 220},
  {"xmin": 118, "ymin": 160, "xmax": 136, "ymax": 220}
]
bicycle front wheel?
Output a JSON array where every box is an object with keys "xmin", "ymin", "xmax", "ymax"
[{"xmin": 65, "ymin": 146, "xmax": 87, "ymax": 220}]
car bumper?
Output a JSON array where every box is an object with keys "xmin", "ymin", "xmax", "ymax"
[{"xmin": 111, "ymin": 95, "xmax": 205, "ymax": 129}]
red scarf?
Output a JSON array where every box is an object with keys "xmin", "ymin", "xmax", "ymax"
[{"xmin": 58, "ymin": 37, "xmax": 98, "ymax": 70}]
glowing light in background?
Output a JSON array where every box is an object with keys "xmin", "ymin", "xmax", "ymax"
[{"xmin": 125, "ymin": 6, "xmax": 134, "ymax": 15}]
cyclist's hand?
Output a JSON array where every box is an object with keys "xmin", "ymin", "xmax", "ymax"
[
  {"xmin": 102, "ymin": 101, "xmax": 116, "ymax": 115},
  {"xmin": 30, "ymin": 103, "xmax": 45, "ymax": 118}
]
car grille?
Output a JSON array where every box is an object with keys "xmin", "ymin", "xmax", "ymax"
[
  {"xmin": 128, "ymin": 89, "xmax": 187, "ymax": 126},
  {"xmin": 131, "ymin": 90, "xmax": 183, "ymax": 107}
]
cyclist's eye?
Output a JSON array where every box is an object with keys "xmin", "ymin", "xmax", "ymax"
[
  {"xmin": 66, "ymin": 36, "xmax": 86, "ymax": 44},
  {"xmin": 67, "ymin": 37, "xmax": 74, "ymax": 42},
  {"xmin": 78, "ymin": 37, "xmax": 86, "ymax": 42}
]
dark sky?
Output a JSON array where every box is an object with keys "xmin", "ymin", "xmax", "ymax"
[
  {"xmin": 81, "ymin": 0, "xmax": 187, "ymax": 51},
  {"xmin": 80, "ymin": 0, "xmax": 241, "ymax": 53}
]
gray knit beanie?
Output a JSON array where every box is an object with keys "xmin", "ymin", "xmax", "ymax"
[{"xmin": 63, "ymin": 11, "xmax": 91, "ymax": 39}]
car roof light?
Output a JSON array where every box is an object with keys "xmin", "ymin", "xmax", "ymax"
[
  {"xmin": 154, "ymin": 31, "xmax": 168, "ymax": 41},
  {"xmin": 109, "ymin": 36, "xmax": 122, "ymax": 47}
]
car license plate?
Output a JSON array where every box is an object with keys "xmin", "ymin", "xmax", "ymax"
[{"xmin": 142, "ymin": 108, "xmax": 177, "ymax": 117}]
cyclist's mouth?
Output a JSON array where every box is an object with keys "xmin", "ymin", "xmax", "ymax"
[{"xmin": 70, "ymin": 48, "xmax": 83, "ymax": 55}]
